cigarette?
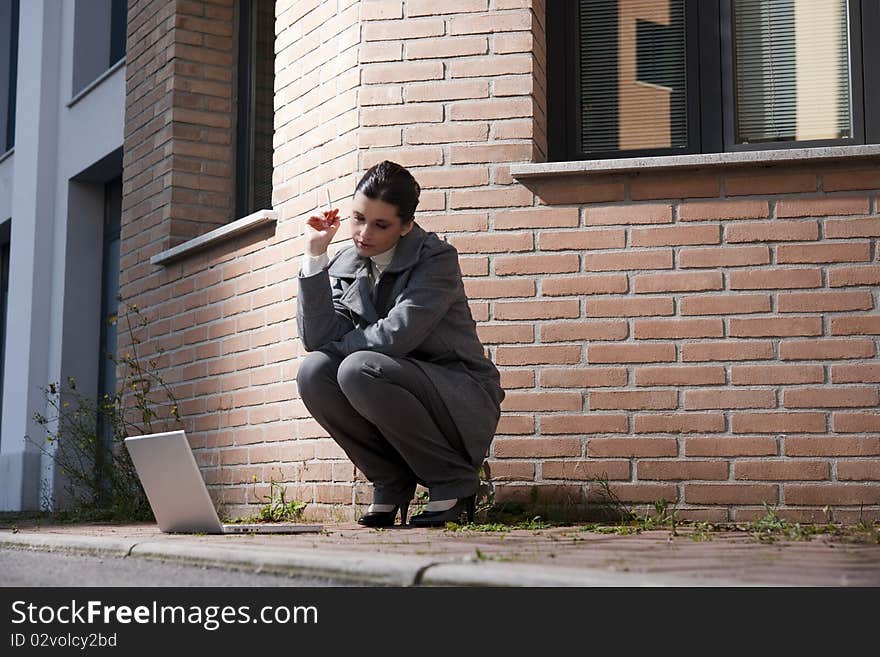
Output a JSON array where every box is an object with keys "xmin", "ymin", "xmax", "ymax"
[{"xmin": 323, "ymin": 187, "xmax": 332, "ymax": 213}]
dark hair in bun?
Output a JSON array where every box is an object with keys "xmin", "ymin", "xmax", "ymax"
[{"xmin": 354, "ymin": 160, "xmax": 421, "ymax": 224}]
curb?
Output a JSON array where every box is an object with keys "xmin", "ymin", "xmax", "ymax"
[{"xmin": 0, "ymin": 531, "xmax": 762, "ymax": 587}]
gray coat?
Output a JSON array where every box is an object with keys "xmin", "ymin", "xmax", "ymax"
[{"xmin": 296, "ymin": 222, "xmax": 505, "ymax": 469}]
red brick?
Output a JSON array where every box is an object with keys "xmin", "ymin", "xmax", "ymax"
[
  {"xmin": 634, "ymin": 318, "xmax": 724, "ymax": 339},
  {"xmin": 638, "ymin": 461, "xmax": 728, "ymax": 481},
  {"xmin": 501, "ymin": 392, "xmax": 582, "ymax": 411},
  {"xmin": 543, "ymin": 275, "xmax": 628, "ymax": 297},
  {"xmin": 407, "ymin": 122, "xmax": 489, "ymax": 144},
  {"xmin": 486, "ymin": 460, "xmax": 535, "ymax": 481},
  {"xmin": 587, "ymin": 438, "xmax": 677, "ymax": 457},
  {"xmin": 823, "ymin": 168, "xmax": 880, "ymax": 191},
  {"xmin": 539, "ymin": 229, "xmax": 625, "ymax": 251},
  {"xmin": 825, "ymin": 218, "xmax": 880, "ymax": 238},
  {"xmin": 779, "ymin": 338, "xmax": 875, "ymax": 360},
  {"xmin": 684, "ymin": 484, "xmax": 778, "ymax": 504},
  {"xmin": 732, "ymin": 412, "xmax": 827, "ymax": 433},
  {"xmin": 543, "ymin": 460, "xmax": 630, "ymax": 480},
  {"xmin": 494, "ymin": 207, "xmax": 579, "ymax": 230},
  {"xmin": 776, "ymin": 196, "xmax": 869, "ymax": 218},
  {"xmin": 634, "ymin": 409, "xmax": 726, "ymax": 432},
  {"xmin": 587, "ymin": 297, "xmax": 674, "ymax": 317},
  {"xmin": 494, "ymin": 299, "xmax": 579, "ymax": 320},
  {"xmin": 734, "ymin": 460, "xmax": 829, "ymax": 481},
  {"xmin": 449, "ymin": 97, "xmax": 532, "ymax": 121},
  {"xmin": 495, "ymin": 254, "xmax": 579, "ymax": 275},
  {"xmin": 588, "ymin": 343, "xmax": 676, "ymax": 363},
  {"xmin": 363, "ymin": 18, "xmax": 445, "ymax": 41},
  {"xmin": 450, "ymin": 186, "xmax": 532, "ymax": 210},
  {"xmin": 681, "ymin": 294, "xmax": 771, "ymax": 315},
  {"xmin": 420, "ymin": 214, "xmax": 488, "ymax": 233},
  {"xmin": 495, "ymin": 415, "xmax": 535, "ymax": 435},
  {"xmin": 679, "ymin": 246, "xmax": 770, "ymax": 268},
  {"xmin": 725, "ymin": 172, "xmax": 816, "ymax": 195},
  {"xmin": 464, "ymin": 279, "xmax": 535, "ymax": 299},
  {"xmin": 584, "ymin": 204, "xmax": 672, "ymax": 225},
  {"xmin": 540, "ymin": 321, "xmax": 628, "ymax": 342},
  {"xmin": 634, "ymin": 366, "xmax": 726, "ymax": 386},
  {"xmin": 776, "ymin": 242, "xmax": 872, "ymax": 264},
  {"xmin": 729, "ymin": 268, "xmax": 822, "ymax": 289},
  {"xmin": 784, "ymin": 436, "xmax": 880, "ymax": 456},
  {"xmin": 496, "ymin": 345, "xmax": 581, "ymax": 365},
  {"xmin": 685, "ymin": 437, "xmax": 778, "ymax": 457},
  {"xmin": 407, "ymin": 35, "xmax": 487, "ymax": 59},
  {"xmin": 449, "ymin": 143, "xmax": 533, "ymax": 164},
  {"xmin": 631, "ymin": 224, "xmax": 721, "ymax": 247},
  {"xmin": 629, "ymin": 173, "xmax": 720, "ymax": 200},
  {"xmin": 459, "ymin": 257, "xmax": 489, "ymax": 276},
  {"xmin": 476, "ymin": 323, "xmax": 534, "ymax": 344},
  {"xmin": 833, "ymin": 412, "xmax": 880, "ymax": 432},
  {"xmin": 785, "ymin": 387, "xmax": 879, "ymax": 409},
  {"xmin": 448, "ymin": 12, "xmax": 531, "ymax": 35},
  {"xmin": 830, "ymin": 316, "xmax": 880, "ymax": 335},
  {"xmin": 682, "ymin": 341, "xmax": 774, "ymax": 362},
  {"xmin": 679, "ymin": 200, "xmax": 769, "ymax": 221},
  {"xmin": 732, "ymin": 364, "xmax": 824, "ymax": 385},
  {"xmin": 685, "ymin": 389, "xmax": 775, "ymax": 410},
  {"xmin": 778, "ymin": 291, "xmax": 873, "ymax": 313},
  {"xmin": 837, "ymin": 461, "xmax": 880, "ymax": 481},
  {"xmin": 831, "ymin": 363, "xmax": 880, "ymax": 383},
  {"xmin": 362, "ymin": 103, "xmax": 443, "ymax": 125},
  {"xmin": 585, "ymin": 249, "xmax": 673, "ymax": 271},
  {"xmin": 591, "ymin": 483, "xmax": 679, "ymax": 504},
  {"xmin": 534, "ymin": 178, "xmax": 625, "ymax": 204},
  {"xmin": 540, "ymin": 414, "xmax": 629, "ymax": 434},
  {"xmin": 730, "ymin": 316, "xmax": 822, "ymax": 337},
  {"xmin": 633, "ymin": 271, "xmax": 723, "ymax": 293},
  {"xmin": 494, "ymin": 437, "xmax": 580, "ymax": 457},
  {"xmin": 828, "ymin": 265, "xmax": 880, "ymax": 287},
  {"xmin": 407, "ymin": 79, "xmax": 489, "ymax": 102},
  {"xmin": 726, "ymin": 220, "xmax": 819, "ymax": 243},
  {"xmin": 499, "ymin": 369, "xmax": 535, "ymax": 389},
  {"xmin": 589, "ymin": 390, "xmax": 678, "ymax": 410},
  {"xmin": 448, "ymin": 232, "xmax": 533, "ymax": 253},
  {"xmin": 784, "ymin": 484, "xmax": 880, "ymax": 505},
  {"xmin": 541, "ymin": 367, "xmax": 628, "ymax": 388}
]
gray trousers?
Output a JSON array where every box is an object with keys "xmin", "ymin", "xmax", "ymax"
[{"xmin": 296, "ymin": 350, "xmax": 479, "ymax": 505}]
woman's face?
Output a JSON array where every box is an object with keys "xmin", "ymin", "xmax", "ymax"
[{"xmin": 350, "ymin": 190, "xmax": 413, "ymax": 258}]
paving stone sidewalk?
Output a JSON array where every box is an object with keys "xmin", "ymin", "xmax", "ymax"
[{"xmin": 2, "ymin": 522, "xmax": 878, "ymax": 586}]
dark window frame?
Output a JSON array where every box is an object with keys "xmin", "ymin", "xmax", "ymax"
[
  {"xmin": 547, "ymin": 0, "xmax": 880, "ymax": 162},
  {"xmin": 234, "ymin": 0, "xmax": 275, "ymax": 220},
  {"xmin": 3, "ymin": 0, "xmax": 19, "ymax": 152}
]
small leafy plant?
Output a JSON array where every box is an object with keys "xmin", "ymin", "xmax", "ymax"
[{"xmin": 27, "ymin": 297, "xmax": 182, "ymax": 521}]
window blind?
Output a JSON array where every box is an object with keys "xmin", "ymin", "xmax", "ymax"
[
  {"xmin": 733, "ymin": 0, "xmax": 851, "ymax": 143},
  {"xmin": 579, "ymin": 0, "xmax": 687, "ymax": 154}
]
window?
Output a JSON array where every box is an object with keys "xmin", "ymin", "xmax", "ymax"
[
  {"xmin": 547, "ymin": 0, "xmax": 880, "ymax": 161},
  {"xmin": 0, "ymin": 0, "xmax": 18, "ymax": 152},
  {"xmin": 72, "ymin": 0, "xmax": 127, "ymax": 96},
  {"xmin": 95, "ymin": 177, "xmax": 121, "ymax": 483},
  {"xmin": 0, "ymin": 220, "xmax": 9, "ymax": 440},
  {"xmin": 234, "ymin": 0, "xmax": 275, "ymax": 219}
]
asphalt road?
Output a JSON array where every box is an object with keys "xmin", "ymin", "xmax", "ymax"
[{"xmin": 0, "ymin": 547, "xmax": 363, "ymax": 587}]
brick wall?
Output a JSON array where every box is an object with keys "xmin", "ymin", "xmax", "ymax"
[{"xmin": 122, "ymin": 0, "xmax": 880, "ymax": 524}]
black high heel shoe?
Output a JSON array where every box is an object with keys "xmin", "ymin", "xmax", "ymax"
[
  {"xmin": 409, "ymin": 494, "xmax": 475, "ymax": 528},
  {"xmin": 357, "ymin": 501, "xmax": 410, "ymax": 528}
]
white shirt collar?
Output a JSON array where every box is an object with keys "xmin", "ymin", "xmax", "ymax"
[{"xmin": 370, "ymin": 244, "xmax": 396, "ymax": 270}]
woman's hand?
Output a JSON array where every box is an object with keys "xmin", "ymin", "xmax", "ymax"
[{"xmin": 304, "ymin": 208, "xmax": 341, "ymax": 256}]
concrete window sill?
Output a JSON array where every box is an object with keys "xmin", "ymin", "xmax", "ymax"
[
  {"xmin": 150, "ymin": 209, "xmax": 278, "ymax": 266},
  {"xmin": 510, "ymin": 144, "xmax": 880, "ymax": 180}
]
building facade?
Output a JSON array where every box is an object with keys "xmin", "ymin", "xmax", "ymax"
[
  {"xmin": 3, "ymin": 0, "xmax": 878, "ymax": 523},
  {"xmin": 0, "ymin": 0, "xmax": 127, "ymax": 510}
]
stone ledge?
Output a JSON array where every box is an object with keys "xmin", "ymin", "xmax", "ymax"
[
  {"xmin": 150, "ymin": 209, "xmax": 278, "ymax": 266},
  {"xmin": 511, "ymin": 145, "xmax": 880, "ymax": 179}
]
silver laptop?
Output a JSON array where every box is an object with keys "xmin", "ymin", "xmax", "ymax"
[{"xmin": 125, "ymin": 430, "xmax": 323, "ymax": 534}]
